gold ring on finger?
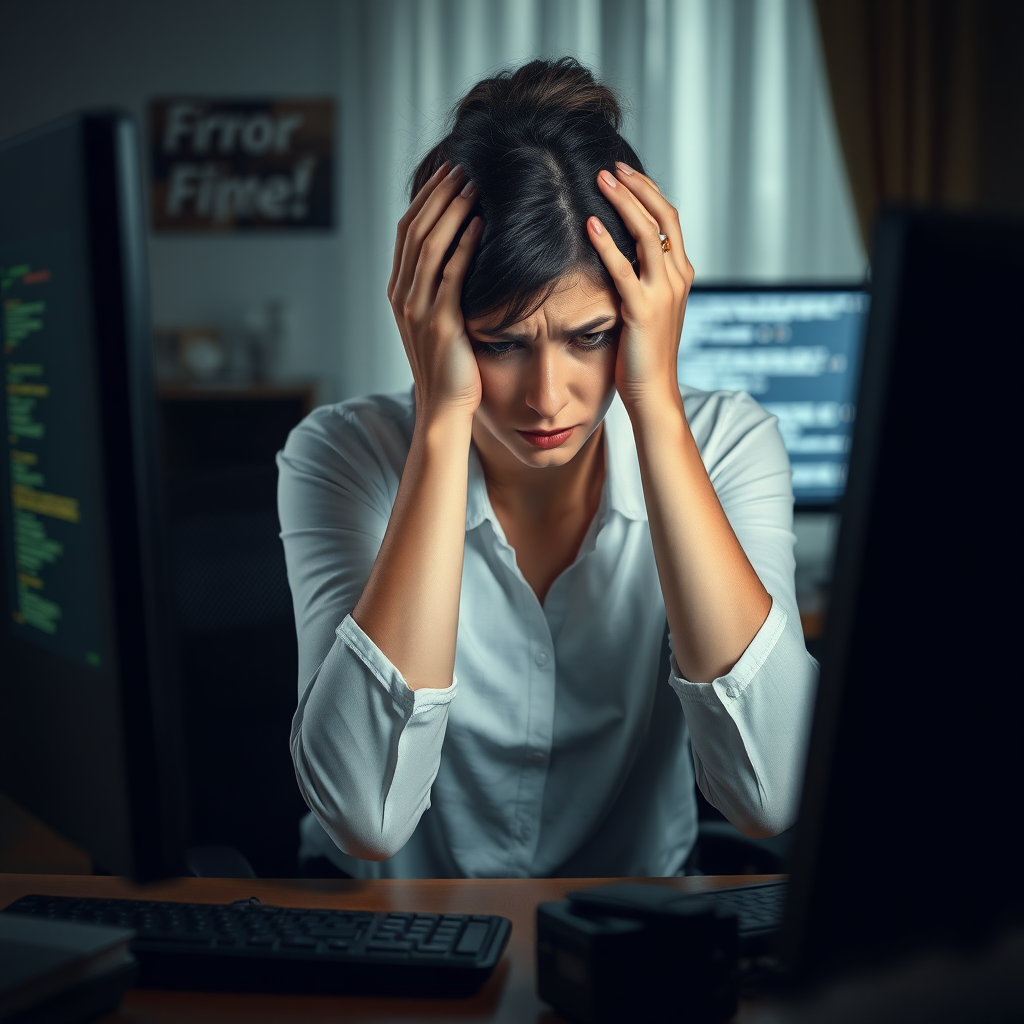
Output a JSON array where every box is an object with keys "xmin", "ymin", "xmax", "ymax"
[{"xmin": 659, "ymin": 233, "xmax": 672, "ymax": 252}]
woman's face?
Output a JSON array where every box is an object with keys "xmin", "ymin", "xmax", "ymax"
[{"xmin": 465, "ymin": 273, "xmax": 620, "ymax": 471}]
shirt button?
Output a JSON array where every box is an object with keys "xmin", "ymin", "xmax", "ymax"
[
  {"xmin": 725, "ymin": 687, "xmax": 736, "ymax": 699},
  {"xmin": 534, "ymin": 649, "xmax": 549, "ymax": 666},
  {"xmin": 527, "ymin": 751, "xmax": 546, "ymax": 766}
]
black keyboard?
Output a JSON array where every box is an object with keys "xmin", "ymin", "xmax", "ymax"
[
  {"xmin": 2, "ymin": 894, "xmax": 512, "ymax": 996},
  {"xmin": 697, "ymin": 879, "xmax": 787, "ymax": 955}
]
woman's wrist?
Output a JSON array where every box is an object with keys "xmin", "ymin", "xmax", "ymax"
[
  {"xmin": 413, "ymin": 402, "xmax": 476, "ymax": 451},
  {"xmin": 622, "ymin": 381, "xmax": 687, "ymax": 433}
]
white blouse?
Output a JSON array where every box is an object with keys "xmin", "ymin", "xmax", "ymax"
[{"xmin": 277, "ymin": 385, "xmax": 818, "ymax": 878}]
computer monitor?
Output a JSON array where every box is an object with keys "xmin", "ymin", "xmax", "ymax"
[
  {"xmin": 0, "ymin": 112, "xmax": 186, "ymax": 881},
  {"xmin": 679, "ymin": 284, "xmax": 870, "ymax": 509},
  {"xmin": 780, "ymin": 208, "xmax": 1024, "ymax": 986}
]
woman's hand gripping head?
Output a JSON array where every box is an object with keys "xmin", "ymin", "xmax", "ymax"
[{"xmin": 388, "ymin": 162, "xmax": 483, "ymax": 421}]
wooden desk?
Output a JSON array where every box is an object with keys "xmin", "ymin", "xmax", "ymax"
[{"xmin": 0, "ymin": 873, "xmax": 781, "ymax": 1023}]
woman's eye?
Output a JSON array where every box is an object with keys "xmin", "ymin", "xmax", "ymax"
[
  {"xmin": 574, "ymin": 330, "xmax": 613, "ymax": 350},
  {"xmin": 471, "ymin": 331, "xmax": 614, "ymax": 358},
  {"xmin": 472, "ymin": 341, "xmax": 519, "ymax": 358}
]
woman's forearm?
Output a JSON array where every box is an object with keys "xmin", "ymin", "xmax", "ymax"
[
  {"xmin": 628, "ymin": 389, "xmax": 772, "ymax": 684},
  {"xmin": 351, "ymin": 409, "xmax": 475, "ymax": 691}
]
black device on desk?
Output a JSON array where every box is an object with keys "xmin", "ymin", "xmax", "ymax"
[
  {"xmin": 0, "ymin": 111, "xmax": 511, "ymax": 998},
  {"xmin": 537, "ymin": 208, "xmax": 1024, "ymax": 1021}
]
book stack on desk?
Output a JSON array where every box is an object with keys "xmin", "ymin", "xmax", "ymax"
[{"xmin": 0, "ymin": 914, "xmax": 136, "ymax": 1024}]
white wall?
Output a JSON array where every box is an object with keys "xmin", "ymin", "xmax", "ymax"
[{"xmin": 0, "ymin": 0, "xmax": 348, "ymax": 401}]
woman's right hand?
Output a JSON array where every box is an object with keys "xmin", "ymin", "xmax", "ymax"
[{"xmin": 388, "ymin": 162, "xmax": 483, "ymax": 420}]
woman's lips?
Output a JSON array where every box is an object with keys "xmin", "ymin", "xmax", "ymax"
[{"xmin": 517, "ymin": 426, "xmax": 576, "ymax": 449}]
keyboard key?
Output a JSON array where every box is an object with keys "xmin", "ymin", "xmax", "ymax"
[{"xmin": 455, "ymin": 923, "xmax": 489, "ymax": 955}]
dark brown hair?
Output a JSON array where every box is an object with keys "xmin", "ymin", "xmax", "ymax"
[{"xmin": 410, "ymin": 57, "xmax": 647, "ymax": 332}]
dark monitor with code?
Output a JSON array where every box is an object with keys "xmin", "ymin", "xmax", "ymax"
[
  {"xmin": 0, "ymin": 112, "xmax": 186, "ymax": 881},
  {"xmin": 679, "ymin": 285, "xmax": 869, "ymax": 509}
]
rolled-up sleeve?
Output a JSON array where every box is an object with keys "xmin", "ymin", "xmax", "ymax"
[
  {"xmin": 277, "ymin": 405, "xmax": 456, "ymax": 860},
  {"xmin": 669, "ymin": 390, "xmax": 819, "ymax": 838}
]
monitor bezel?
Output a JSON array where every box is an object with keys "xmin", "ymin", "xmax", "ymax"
[
  {"xmin": 778, "ymin": 208, "xmax": 1024, "ymax": 986},
  {"xmin": 0, "ymin": 112, "xmax": 186, "ymax": 881}
]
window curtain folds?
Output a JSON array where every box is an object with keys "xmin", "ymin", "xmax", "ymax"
[{"xmin": 812, "ymin": 0, "xmax": 980, "ymax": 251}]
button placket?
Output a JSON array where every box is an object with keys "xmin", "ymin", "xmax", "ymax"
[{"xmin": 510, "ymin": 609, "xmax": 552, "ymax": 870}]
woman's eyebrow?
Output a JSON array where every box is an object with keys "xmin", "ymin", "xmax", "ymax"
[{"xmin": 476, "ymin": 314, "xmax": 618, "ymax": 342}]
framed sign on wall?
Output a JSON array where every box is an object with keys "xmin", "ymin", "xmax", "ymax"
[{"xmin": 149, "ymin": 98, "xmax": 335, "ymax": 231}]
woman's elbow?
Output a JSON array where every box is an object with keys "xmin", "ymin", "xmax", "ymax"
[
  {"xmin": 728, "ymin": 786, "xmax": 800, "ymax": 839},
  {"xmin": 730, "ymin": 808, "xmax": 794, "ymax": 840},
  {"xmin": 326, "ymin": 809, "xmax": 420, "ymax": 862},
  {"xmin": 296, "ymin": 782, "xmax": 409, "ymax": 862},
  {"xmin": 291, "ymin": 740, "xmax": 419, "ymax": 863},
  {"xmin": 335, "ymin": 831, "xmax": 402, "ymax": 863}
]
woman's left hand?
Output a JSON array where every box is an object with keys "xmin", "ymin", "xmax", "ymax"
[{"xmin": 588, "ymin": 162, "xmax": 694, "ymax": 414}]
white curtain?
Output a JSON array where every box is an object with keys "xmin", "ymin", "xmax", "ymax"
[{"xmin": 334, "ymin": 0, "xmax": 864, "ymax": 400}]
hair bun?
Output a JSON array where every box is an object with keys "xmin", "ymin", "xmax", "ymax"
[{"xmin": 456, "ymin": 56, "xmax": 621, "ymax": 132}]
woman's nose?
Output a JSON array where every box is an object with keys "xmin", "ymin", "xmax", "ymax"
[{"xmin": 524, "ymin": 349, "xmax": 569, "ymax": 420}]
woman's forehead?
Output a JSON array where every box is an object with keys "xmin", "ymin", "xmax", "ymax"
[{"xmin": 469, "ymin": 274, "xmax": 619, "ymax": 334}]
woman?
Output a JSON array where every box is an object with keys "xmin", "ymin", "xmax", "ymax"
[{"xmin": 278, "ymin": 57, "xmax": 817, "ymax": 879}]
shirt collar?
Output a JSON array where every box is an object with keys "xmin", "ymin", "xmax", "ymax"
[{"xmin": 465, "ymin": 393, "xmax": 648, "ymax": 533}]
